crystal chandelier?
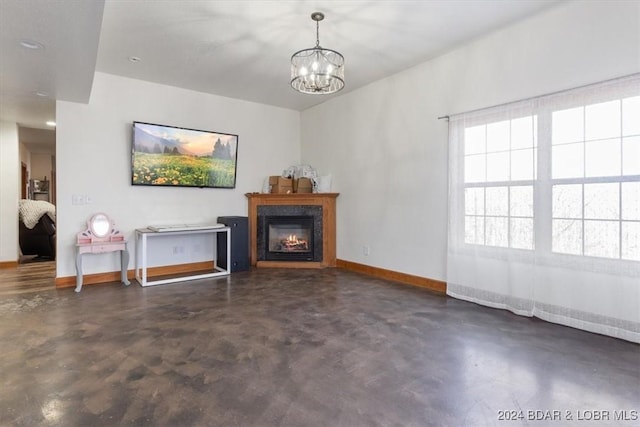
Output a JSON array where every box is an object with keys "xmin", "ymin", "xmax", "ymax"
[{"xmin": 290, "ymin": 12, "xmax": 345, "ymax": 95}]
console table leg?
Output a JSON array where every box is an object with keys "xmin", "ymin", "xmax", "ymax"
[{"xmin": 75, "ymin": 253, "xmax": 83, "ymax": 293}]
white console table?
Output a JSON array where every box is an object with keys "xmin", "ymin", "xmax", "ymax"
[{"xmin": 135, "ymin": 227, "xmax": 231, "ymax": 287}]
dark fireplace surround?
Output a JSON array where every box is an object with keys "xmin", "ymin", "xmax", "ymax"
[{"xmin": 257, "ymin": 206, "xmax": 323, "ymax": 262}]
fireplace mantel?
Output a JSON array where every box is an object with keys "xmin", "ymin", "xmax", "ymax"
[{"xmin": 246, "ymin": 193, "xmax": 339, "ymax": 268}]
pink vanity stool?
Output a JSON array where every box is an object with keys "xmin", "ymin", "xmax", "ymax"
[{"xmin": 75, "ymin": 213, "xmax": 130, "ymax": 292}]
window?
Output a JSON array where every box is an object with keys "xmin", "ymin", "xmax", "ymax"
[
  {"xmin": 463, "ymin": 116, "xmax": 537, "ymax": 249},
  {"xmin": 458, "ymin": 77, "xmax": 640, "ymax": 263},
  {"xmin": 551, "ymin": 97, "xmax": 640, "ymax": 261}
]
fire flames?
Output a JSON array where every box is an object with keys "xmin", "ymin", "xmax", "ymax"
[{"xmin": 281, "ymin": 234, "xmax": 308, "ymax": 251}]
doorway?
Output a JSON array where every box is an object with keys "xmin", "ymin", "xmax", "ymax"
[
  {"xmin": 21, "ymin": 162, "xmax": 28, "ymax": 199},
  {"xmin": 17, "ymin": 127, "xmax": 56, "ymax": 285}
]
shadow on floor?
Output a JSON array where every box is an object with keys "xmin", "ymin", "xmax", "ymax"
[{"xmin": 19, "ymin": 254, "xmax": 55, "ymax": 264}]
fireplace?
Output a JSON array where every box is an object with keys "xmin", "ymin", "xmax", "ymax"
[
  {"xmin": 247, "ymin": 193, "xmax": 338, "ymax": 268},
  {"xmin": 264, "ymin": 216, "xmax": 314, "ymax": 261}
]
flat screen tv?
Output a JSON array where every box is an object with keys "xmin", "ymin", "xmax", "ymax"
[{"xmin": 131, "ymin": 121, "xmax": 238, "ymax": 188}]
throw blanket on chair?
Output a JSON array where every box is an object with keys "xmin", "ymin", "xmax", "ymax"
[{"xmin": 19, "ymin": 199, "xmax": 56, "ymax": 229}]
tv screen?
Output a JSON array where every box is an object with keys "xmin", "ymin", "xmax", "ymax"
[{"xmin": 131, "ymin": 121, "xmax": 238, "ymax": 188}]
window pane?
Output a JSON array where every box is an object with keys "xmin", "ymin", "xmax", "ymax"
[
  {"xmin": 465, "ymin": 216, "xmax": 485, "ymax": 245},
  {"xmin": 622, "ymin": 221, "xmax": 640, "ymax": 261},
  {"xmin": 552, "ymin": 143, "xmax": 584, "ymax": 179},
  {"xmin": 510, "ymin": 186, "xmax": 533, "ymax": 217},
  {"xmin": 585, "ymin": 138, "xmax": 621, "ymax": 177},
  {"xmin": 465, "ymin": 154, "xmax": 486, "ymax": 183},
  {"xmin": 486, "ymin": 217, "xmax": 508, "ymax": 247},
  {"xmin": 465, "ymin": 125, "xmax": 486, "ymax": 155},
  {"xmin": 584, "ymin": 220, "xmax": 619, "ymax": 259},
  {"xmin": 486, "ymin": 186, "xmax": 508, "ymax": 216},
  {"xmin": 622, "ymin": 182, "xmax": 640, "ymax": 221},
  {"xmin": 584, "ymin": 183, "xmax": 619, "ymax": 220},
  {"xmin": 511, "ymin": 218, "xmax": 534, "ymax": 250},
  {"xmin": 622, "ymin": 136, "xmax": 640, "ymax": 176},
  {"xmin": 465, "ymin": 188, "xmax": 485, "ymax": 215},
  {"xmin": 585, "ymin": 100, "xmax": 621, "ymax": 141},
  {"xmin": 511, "ymin": 116, "xmax": 535, "ymax": 149},
  {"xmin": 486, "ymin": 120, "xmax": 510, "ymax": 152},
  {"xmin": 553, "ymin": 184, "xmax": 582, "ymax": 219},
  {"xmin": 622, "ymin": 96, "xmax": 640, "ymax": 136},
  {"xmin": 486, "ymin": 152, "xmax": 510, "ymax": 182},
  {"xmin": 511, "ymin": 148, "xmax": 535, "ymax": 181},
  {"xmin": 552, "ymin": 219, "xmax": 582, "ymax": 255},
  {"xmin": 553, "ymin": 107, "xmax": 584, "ymax": 144}
]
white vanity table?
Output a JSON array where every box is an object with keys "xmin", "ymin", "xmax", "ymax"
[{"xmin": 75, "ymin": 213, "xmax": 130, "ymax": 293}]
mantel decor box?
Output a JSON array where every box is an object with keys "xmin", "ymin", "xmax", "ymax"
[
  {"xmin": 293, "ymin": 178, "xmax": 312, "ymax": 193},
  {"xmin": 269, "ymin": 176, "xmax": 292, "ymax": 194}
]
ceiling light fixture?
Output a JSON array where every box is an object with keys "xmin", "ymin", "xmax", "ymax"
[
  {"xmin": 46, "ymin": 121, "xmax": 56, "ymax": 127},
  {"xmin": 291, "ymin": 12, "xmax": 344, "ymax": 95}
]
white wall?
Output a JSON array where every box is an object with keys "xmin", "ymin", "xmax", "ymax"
[
  {"xmin": 57, "ymin": 72, "xmax": 300, "ymax": 278},
  {"xmin": 0, "ymin": 121, "xmax": 20, "ymax": 262},
  {"xmin": 301, "ymin": 0, "xmax": 640, "ymax": 282},
  {"xmin": 30, "ymin": 153, "xmax": 52, "ymax": 181}
]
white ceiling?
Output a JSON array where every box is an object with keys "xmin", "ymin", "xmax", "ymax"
[{"xmin": 0, "ymin": 0, "xmax": 562, "ymax": 145}]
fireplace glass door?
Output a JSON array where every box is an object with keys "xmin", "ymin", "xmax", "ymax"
[{"xmin": 265, "ymin": 216, "xmax": 314, "ymax": 261}]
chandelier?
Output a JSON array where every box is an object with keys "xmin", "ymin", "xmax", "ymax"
[{"xmin": 290, "ymin": 12, "xmax": 345, "ymax": 95}]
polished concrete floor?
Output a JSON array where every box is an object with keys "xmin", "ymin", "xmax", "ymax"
[{"xmin": 0, "ymin": 268, "xmax": 638, "ymax": 426}]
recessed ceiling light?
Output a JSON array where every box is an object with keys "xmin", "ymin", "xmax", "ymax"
[
  {"xmin": 36, "ymin": 91, "xmax": 49, "ymax": 97},
  {"xmin": 19, "ymin": 39, "xmax": 44, "ymax": 50},
  {"xmin": 128, "ymin": 56, "xmax": 141, "ymax": 63},
  {"xmin": 46, "ymin": 121, "xmax": 56, "ymax": 127}
]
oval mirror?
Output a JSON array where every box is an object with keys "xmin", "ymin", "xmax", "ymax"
[{"xmin": 90, "ymin": 213, "xmax": 111, "ymax": 238}]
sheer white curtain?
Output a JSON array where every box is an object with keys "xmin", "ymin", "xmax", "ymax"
[{"xmin": 447, "ymin": 74, "xmax": 640, "ymax": 343}]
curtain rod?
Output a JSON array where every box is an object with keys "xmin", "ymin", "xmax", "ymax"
[{"xmin": 436, "ymin": 72, "xmax": 639, "ymax": 120}]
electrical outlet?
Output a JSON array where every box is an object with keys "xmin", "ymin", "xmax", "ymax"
[{"xmin": 363, "ymin": 245, "xmax": 370, "ymax": 256}]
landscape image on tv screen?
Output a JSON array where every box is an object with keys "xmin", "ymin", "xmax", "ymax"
[{"xmin": 132, "ymin": 121, "xmax": 238, "ymax": 188}]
